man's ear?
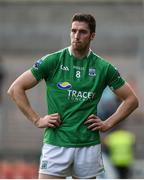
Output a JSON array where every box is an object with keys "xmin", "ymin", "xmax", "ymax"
[{"xmin": 90, "ymin": 32, "xmax": 95, "ymax": 40}]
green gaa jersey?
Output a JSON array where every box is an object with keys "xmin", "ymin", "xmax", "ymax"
[{"xmin": 31, "ymin": 47, "xmax": 125, "ymax": 147}]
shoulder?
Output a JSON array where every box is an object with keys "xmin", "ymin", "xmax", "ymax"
[
  {"xmin": 90, "ymin": 51, "xmax": 112, "ymax": 71},
  {"xmin": 41, "ymin": 47, "xmax": 68, "ymax": 61},
  {"xmin": 90, "ymin": 51, "xmax": 110, "ymax": 65}
]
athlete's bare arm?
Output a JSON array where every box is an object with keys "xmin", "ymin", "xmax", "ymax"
[
  {"xmin": 7, "ymin": 70, "xmax": 61, "ymax": 128},
  {"xmin": 85, "ymin": 82, "xmax": 139, "ymax": 132}
]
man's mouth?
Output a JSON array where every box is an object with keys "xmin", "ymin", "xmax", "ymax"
[{"xmin": 73, "ymin": 41, "xmax": 81, "ymax": 44}]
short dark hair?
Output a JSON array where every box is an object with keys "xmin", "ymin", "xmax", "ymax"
[{"xmin": 72, "ymin": 13, "xmax": 96, "ymax": 33}]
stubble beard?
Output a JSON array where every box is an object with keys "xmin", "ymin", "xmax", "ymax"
[{"xmin": 72, "ymin": 43, "xmax": 89, "ymax": 55}]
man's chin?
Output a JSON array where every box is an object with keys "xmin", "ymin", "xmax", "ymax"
[{"xmin": 72, "ymin": 44, "xmax": 82, "ymax": 51}]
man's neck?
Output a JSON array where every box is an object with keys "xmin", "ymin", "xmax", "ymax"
[{"xmin": 69, "ymin": 46, "xmax": 91, "ymax": 59}]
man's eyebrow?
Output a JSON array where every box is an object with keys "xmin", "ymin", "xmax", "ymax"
[{"xmin": 71, "ymin": 28, "xmax": 87, "ymax": 31}]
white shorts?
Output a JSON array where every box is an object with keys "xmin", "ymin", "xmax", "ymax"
[{"xmin": 39, "ymin": 144, "xmax": 104, "ymax": 178}]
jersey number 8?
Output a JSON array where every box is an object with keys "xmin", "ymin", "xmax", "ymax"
[{"xmin": 76, "ymin": 71, "xmax": 81, "ymax": 78}]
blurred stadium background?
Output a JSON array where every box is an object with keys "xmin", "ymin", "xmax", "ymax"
[{"xmin": 0, "ymin": 0, "xmax": 144, "ymax": 178}]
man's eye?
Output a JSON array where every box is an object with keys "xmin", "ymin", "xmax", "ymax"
[
  {"xmin": 71, "ymin": 29, "xmax": 76, "ymax": 33},
  {"xmin": 80, "ymin": 30, "xmax": 87, "ymax": 34}
]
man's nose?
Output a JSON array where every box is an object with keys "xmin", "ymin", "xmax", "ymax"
[{"xmin": 75, "ymin": 32, "xmax": 80, "ymax": 39}]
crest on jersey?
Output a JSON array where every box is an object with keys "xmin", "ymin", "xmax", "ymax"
[
  {"xmin": 33, "ymin": 59, "xmax": 43, "ymax": 69},
  {"xmin": 89, "ymin": 68, "xmax": 96, "ymax": 76}
]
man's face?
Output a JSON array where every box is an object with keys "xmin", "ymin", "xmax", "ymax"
[{"xmin": 70, "ymin": 21, "xmax": 95, "ymax": 51}]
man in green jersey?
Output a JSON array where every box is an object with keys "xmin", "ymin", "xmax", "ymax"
[{"xmin": 7, "ymin": 13, "xmax": 138, "ymax": 179}]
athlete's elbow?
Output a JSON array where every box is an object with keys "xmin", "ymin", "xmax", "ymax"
[
  {"xmin": 131, "ymin": 95, "xmax": 139, "ymax": 111},
  {"xmin": 7, "ymin": 84, "xmax": 15, "ymax": 100},
  {"xmin": 7, "ymin": 83, "xmax": 19, "ymax": 101}
]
